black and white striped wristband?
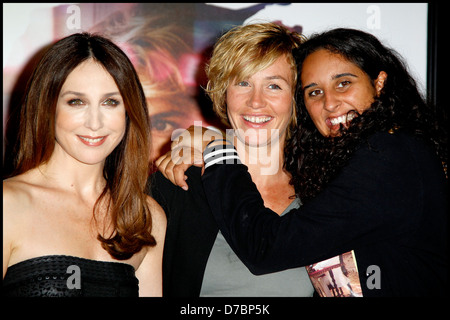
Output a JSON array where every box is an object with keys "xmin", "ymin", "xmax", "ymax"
[{"xmin": 203, "ymin": 140, "xmax": 241, "ymax": 169}]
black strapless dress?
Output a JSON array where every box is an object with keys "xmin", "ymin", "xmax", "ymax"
[{"xmin": 2, "ymin": 255, "xmax": 139, "ymax": 297}]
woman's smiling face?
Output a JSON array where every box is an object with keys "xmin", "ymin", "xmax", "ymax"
[
  {"xmin": 55, "ymin": 59, "xmax": 126, "ymax": 166},
  {"xmin": 301, "ymin": 49, "xmax": 386, "ymax": 137},
  {"xmin": 226, "ymin": 54, "xmax": 295, "ymax": 147}
]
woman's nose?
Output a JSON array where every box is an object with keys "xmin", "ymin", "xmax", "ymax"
[
  {"xmin": 323, "ymin": 92, "xmax": 341, "ymax": 112},
  {"xmin": 84, "ymin": 106, "xmax": 103, "ymax": 131},
  {"xmin": 248, "ymin": 87, "xmax": 266, "ymax": 109}
]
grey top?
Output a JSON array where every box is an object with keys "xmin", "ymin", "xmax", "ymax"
[{"xmin": 200, "ymin": 198, "xmax": 314, "ymax": 297}]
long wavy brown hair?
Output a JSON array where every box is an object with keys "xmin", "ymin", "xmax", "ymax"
[
  {"xmin": 11, "ymin": 32, "xmax": 156, "ymax": 259},
  {"xmin": 285, "ymin": 28, "xmax": 447, "ymax": 202}
]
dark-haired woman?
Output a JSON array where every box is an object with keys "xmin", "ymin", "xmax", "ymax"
[
  {"xmin": 198, "ymin": 28, "xmax": 448, "ymax": 296},
  {"xmin": 3, "ymin": 33, "xmax": 166, "ymax": 297}
]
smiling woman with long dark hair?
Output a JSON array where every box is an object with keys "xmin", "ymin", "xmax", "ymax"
[
  {"xmin": 3, "ymin": 33, "xmax": 166, "ymax": 297},
  {"xmin": 285, "ymin": 28, "xmax": 447, "ymax": 202}
]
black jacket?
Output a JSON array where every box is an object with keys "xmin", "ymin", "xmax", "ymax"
[
  {"xmin": 202, "ymin": 131, "xmax": 448, "ymax": 296},
  {"xmin": 149, "ymin": 167, "xmax": 218, "ymax": 297}
]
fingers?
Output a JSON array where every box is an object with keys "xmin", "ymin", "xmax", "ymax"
[
  {"xmin": 155, "ymin": 150, "xmax": 186, "ymax": 188},
  {"xmin": 155, "ymin": 147, "xmax": 204, "ymax": 191},
  {"xmin": 154, "ymin": 151, "xmax": 169, "ymax": 169},
  {"xmin": 172, "ymin": 163, "xmax": 193, "ymax": 191},
  {"xmin": 156, "ymin": 125, "xmax": 225, "ymax": 190}
]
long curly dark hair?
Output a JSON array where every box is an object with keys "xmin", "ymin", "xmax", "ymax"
[{"xmin": 284, "ymin": 28, "xmax": 447, "ymax": 203}]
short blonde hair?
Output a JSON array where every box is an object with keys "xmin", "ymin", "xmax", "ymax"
[{"xmin": 205, "ymin": 22, "xmax": 305, "ymax": 129}]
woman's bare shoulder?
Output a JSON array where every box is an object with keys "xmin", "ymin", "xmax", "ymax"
[
  {"xmin": 3, "ymin": 176, "xmax": 35, "ymax": 214},
  {"xmin": 3, "ymin": 175, "xmax": 37, "ymax": 266},
  {"xmin": 146, "ymin": 195, "xmax": 167, "ymax": 237},
  {"xmin": 146, "ymin": 195, "xmax": 165, "ymax": 217}
]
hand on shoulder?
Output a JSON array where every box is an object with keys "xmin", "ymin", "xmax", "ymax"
[{"xmin": 154, "ymin": 125, "xmax": 226, "ymax": 190}]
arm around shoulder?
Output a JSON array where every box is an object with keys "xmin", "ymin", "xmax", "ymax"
[{"xmin": 200, "ymin": 133, "xmax": 429, "ymax": 274}]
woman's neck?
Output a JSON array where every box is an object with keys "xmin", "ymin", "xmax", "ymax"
[
  {"xmin": 235, "ymin": 136, "xmax": 286, "ymax": 177},
  {"xmin": 37, "ymin": 146, "xmax": 106, "ymax": 198},
  {"xmin": 234, "ymin": 136, "xmax": 295, "ymax": 214}
]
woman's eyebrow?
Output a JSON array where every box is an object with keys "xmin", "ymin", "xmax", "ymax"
[
  {"xmin": 60, "ymin": 90, "xmax": 86, "ymax": 97},
  {"xmin": 302, "ymin": 82, "xmax": 317, "ymax": 91},
  {"xmin": 302, "ymin": 73, "xmax": 358, "ymax": 90},
  {"xmin": 59, "ymin": 91, "xmax": 120, "ymax": 98},
  {"xmin": 265, "ymin": 75, "xmax": 289, "ymax": 82},
  {"xmin": 332, "ymin": 72, "xmax": 358, "ymax": 80}
]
